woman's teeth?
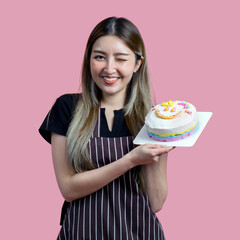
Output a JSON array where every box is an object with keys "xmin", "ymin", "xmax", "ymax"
[
  {"xmin": 103, "ymin": 77, "xmax": 118, "ymax": 82},
  {"xmin": 102, "ymin": 76, "xmax": 119, "ymax": 85}
]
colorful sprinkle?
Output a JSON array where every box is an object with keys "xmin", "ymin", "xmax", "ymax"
[
  {"xmin": 178, "ymin": 101, "xmax": 191, "ymax": 109},
  {"xmin": 185, "ymin": 110, "xmax": 192, "ymax": 114}
]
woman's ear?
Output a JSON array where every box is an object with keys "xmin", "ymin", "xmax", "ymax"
[{"xmin": 133, "ymin": 56, "xmax": 144, "ymax": 73}]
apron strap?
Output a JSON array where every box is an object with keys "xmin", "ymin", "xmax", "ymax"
[{"xmin": 92, "ymin": 107, "xmax": 101, "ymax": 138}]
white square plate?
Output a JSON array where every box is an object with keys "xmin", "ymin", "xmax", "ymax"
[{"xmin": 133, "ymin": 112, "xmax": 213, "ymax": 147}]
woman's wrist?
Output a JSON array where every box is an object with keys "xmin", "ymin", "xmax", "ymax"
[{"xmin": 123, "ymin": 151, "xmax": 137, "ymax": 169}]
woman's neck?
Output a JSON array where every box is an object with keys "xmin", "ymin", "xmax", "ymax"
[{"xmin": 101, "ymin": 92, "xmax": 126, "ymax": 110}]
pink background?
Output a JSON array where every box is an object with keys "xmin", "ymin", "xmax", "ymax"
[{"xmin": 1, "ymin": 0, "xmax": 239, "ymax": 239}]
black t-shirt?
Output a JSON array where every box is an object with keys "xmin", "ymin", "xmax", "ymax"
[{"xmin": 39, "ymin": 93, "xmax": 132, "ymax": 143}]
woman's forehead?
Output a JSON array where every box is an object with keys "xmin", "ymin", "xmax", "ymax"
[{"xmin": 92, "ymin": 35, "xmax": 134, "ymax": 55}]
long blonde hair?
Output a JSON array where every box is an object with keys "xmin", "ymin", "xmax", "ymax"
[{"xmin": 67, "ymin": 17, "xmax": 153, "ymax": 179}]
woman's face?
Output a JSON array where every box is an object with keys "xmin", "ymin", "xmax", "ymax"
[{"xmin": 90, "ymin": 35, "xmax": 141, "ymax": 101}]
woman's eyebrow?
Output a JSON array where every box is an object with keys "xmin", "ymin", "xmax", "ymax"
[
  {"xmin": 92, "ymin": 50, "xmax": 130, "ymax": 56},
  {"xmin": 114, "ymin": 53, "xmax": 130, "ymax": 56}
]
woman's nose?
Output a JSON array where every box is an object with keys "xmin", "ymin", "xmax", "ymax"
[{"xmin": 104, "ymin": 59, "xmax": 116, "ymax": 74}]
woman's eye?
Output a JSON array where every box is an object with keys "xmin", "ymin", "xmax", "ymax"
[
  {"xmin": 117, "ymin": 58, "xmax": 127, "ymax": 62},
  {"xmin": 94, "ymin": 55, "xmax": 105, "ymax": 60}
]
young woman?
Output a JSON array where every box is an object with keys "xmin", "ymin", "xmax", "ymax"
[{"xmin": 39, "ymin": 16, "xmax": 173, "ymax": 240}]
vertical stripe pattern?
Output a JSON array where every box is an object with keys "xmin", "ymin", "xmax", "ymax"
[{"xmin": 57, "ymin": 110, "xmax": 165, "ymax": 239}]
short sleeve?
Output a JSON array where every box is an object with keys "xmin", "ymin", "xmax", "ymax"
[{"xmin": 39, "ymin": 94, "xmax": 80, "ymax": 144}]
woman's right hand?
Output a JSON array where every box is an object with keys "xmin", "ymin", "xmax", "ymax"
[{"xmin": 127, "ymin": 144, "xmax": 174, "ymax": 167}]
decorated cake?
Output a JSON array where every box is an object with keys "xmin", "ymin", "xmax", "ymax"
[{"xmin": 145, "ymin": 100, "xmax": 199, "ymax": 142}]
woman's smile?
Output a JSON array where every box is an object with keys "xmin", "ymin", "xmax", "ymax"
[{"xmin": 102, "ymin": 76, "xmax": 120, "ymax": 85}]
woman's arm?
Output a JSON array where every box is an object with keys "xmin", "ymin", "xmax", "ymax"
[
  {"xmin": 51, "ymin": 133, "xmax": 172, "ymax": 202},
  {"xmin": 144, "ymin": 151, "xmax": 171, "ymax": 213},
  {"xmin": 51, "ymin": 133, "xmax": 134, "ymax": 202}
]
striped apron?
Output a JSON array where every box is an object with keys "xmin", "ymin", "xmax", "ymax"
[{"xmin": 57, "ymin": 110, "xmax": 165, "ymax": 240}]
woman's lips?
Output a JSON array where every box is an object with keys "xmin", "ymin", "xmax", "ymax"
[{"xmin": 102, "ymin": 76, "xmax": 119, "ymax": 85}]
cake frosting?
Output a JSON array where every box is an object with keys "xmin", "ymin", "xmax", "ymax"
[{"xmin": 145, "ymin": 100, "xmax": 199, "ymax": 142}]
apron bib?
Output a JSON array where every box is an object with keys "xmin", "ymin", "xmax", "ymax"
[{"xmin": 58, "ymin": 109, "xmax": 165, "ymax": 240}]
